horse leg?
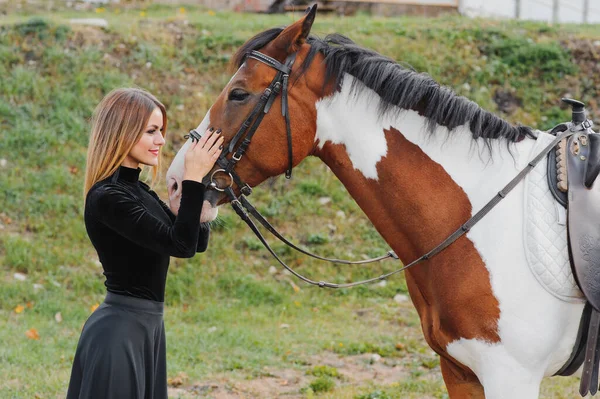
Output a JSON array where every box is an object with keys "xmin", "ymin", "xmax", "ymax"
[
  {"xmin": 440, "ymin": 357, "xmax": 485, "ymax": 399},
  {"xmin": 446, "ymin": 340, "xmax": 545, "ymax": 399},
  {"xmin": 479, "ymin": 367, "xmax": 542, "ymax": 399},
  {"xmin": 441, "ymin": 353, "xmax": 544, "ymax": 399}
]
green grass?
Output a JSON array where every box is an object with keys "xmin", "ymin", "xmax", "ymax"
[{"xmin": 1, "ymin": 3, "xmax": 597, "ymax": 398}]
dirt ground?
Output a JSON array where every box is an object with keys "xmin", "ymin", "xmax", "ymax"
[{"xmin": 167, "ymin": 351, "xmax": 434, "ymax": 398}]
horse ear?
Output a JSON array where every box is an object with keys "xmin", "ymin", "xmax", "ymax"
[{"xmin": 271, "ymin": 4, "xmax": 317, "ymax": 54}]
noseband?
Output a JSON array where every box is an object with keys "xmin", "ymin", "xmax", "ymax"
[{"xmin": 184, "ymin": 50, "xmax": 577, "ymax": 289}]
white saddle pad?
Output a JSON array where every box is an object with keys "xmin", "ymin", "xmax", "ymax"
[{"xmin": 523, "ymin": 132, "xmax": 584, "ymax": 303}]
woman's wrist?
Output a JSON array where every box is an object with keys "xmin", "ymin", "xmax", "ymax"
[
  {"xmin": 182, "ymin": 173, "xmax": 205, "ymax": 183},
  {"xmin": 180, "ymin": 180, "xmax": 206, "ymax": 196}
]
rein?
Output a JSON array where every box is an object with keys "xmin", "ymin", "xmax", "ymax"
[{"xmin": 186, "ymin": 49, "xmax": 576, "ymax": 289}]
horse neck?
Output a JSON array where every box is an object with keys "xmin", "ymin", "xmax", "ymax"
[{"xmin": 312, "ymin": 74, "xmax": 533, "ymax": 262}]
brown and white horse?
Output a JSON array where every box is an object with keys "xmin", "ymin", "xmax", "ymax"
[{"xmin": 166, "ymin": 7, "xmax": 585, "ymax": 398}]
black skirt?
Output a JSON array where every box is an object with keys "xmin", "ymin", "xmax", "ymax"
[{"xmin": 66, "ymin": 292, "xmax": 167, "ymax": 399}]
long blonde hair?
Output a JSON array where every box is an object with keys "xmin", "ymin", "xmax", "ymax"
[{"xmin": 84, "ymin": 88, "xmax": 168, "ymax": 196}]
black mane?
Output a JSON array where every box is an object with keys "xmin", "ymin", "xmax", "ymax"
[{"xmin": 233, "ymin": 29, "xmax": 534, "ymax": 143}]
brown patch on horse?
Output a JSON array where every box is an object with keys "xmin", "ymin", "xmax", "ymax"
[{"xmin": 315, "ymin": 127, "xmax": 500, "ymax": 378}]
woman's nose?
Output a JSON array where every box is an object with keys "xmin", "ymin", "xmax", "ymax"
[{"xmin": 156, "ymin": 134, "xmax": 166, "ymax": 146}]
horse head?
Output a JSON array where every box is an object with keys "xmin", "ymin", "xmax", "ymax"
[{"xmin": 166, "ymin": 5, "xmax": 326, "ymax": 222}]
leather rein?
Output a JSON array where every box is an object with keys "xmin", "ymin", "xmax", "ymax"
[{"xmin": 185, "ymin": 49, "xmax": 576, "ymax": 289}]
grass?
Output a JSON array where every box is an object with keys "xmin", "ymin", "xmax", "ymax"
[{"xmin": 1, "ymin": 2, "xmax": 598, "ymax": 398}]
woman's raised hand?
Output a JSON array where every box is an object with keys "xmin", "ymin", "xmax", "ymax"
[{"xmin": 183, "ymin": 128, "xmax": 224, "ymax": 183}]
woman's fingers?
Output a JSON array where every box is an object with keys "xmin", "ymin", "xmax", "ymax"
[
  {"xmin": 187, "ymin": 139, "xmax": 198, "ymax": 155},
  {"xmin": 203, "ymin": 129, "xmax": 222, "ymax": 150},
  {"xmin": 209, "ymin": 137, "xmax": 224, "ymax": 154},
  {"xmin": 196, "ymin": 128, "xmax": 213, "ymax": 147}
]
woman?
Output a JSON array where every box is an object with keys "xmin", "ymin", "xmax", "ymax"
[{"xmin": 67, "ymin": 88, "xmax": 223, "ymax": 398}]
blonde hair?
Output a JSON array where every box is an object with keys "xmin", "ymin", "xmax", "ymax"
[{"xmin": 84, "ymin": 88, "xmax": 167, "ymax": 196}]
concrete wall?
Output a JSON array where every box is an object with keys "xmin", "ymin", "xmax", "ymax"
[{"xmin": 460, "ymin": 0, "xmax": 600, "ymax": 24}]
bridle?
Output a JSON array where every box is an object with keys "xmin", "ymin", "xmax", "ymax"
[
  {"xmin": 185, "ymin": 49, "xmax": 578, "ymax": 289},
  {"xmin": 188, "ymin": 50, "xmax": 297, "ymax": 195}
]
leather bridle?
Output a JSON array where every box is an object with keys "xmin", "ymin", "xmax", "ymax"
[
  {"xmin": 185, "ymin": 49, "xmax": 577, "ymax": 289},
  {"xmin": 188, "ymin": 50, "xmax": 297, "ymax": 197}
]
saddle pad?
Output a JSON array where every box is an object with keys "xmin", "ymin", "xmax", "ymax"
[{"xmin": 524, "ymin": 132, "xmax": 584, "ymax": 303}]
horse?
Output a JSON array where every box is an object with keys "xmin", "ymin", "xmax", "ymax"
[{"xmin": 166, "ymin": 6, "xmax": 587, "ymax": 398}]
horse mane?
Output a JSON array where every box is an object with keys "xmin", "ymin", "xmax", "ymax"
[{"xmin": 233, "ymin": 29, "xmax": 535, "ymax": 143}]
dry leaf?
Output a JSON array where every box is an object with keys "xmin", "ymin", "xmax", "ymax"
[
  {"xmin": 25, "ymin": 328, "xmax": 40, "ymax": 340},
  {"xmin": 14, "ymin": 305, "xmax": 24, "ymax": 314},
  {"xmin": 167, "ymin": 372, "xmax": 188, "ymax": 387},
  {"xmin": 90, "ymin": 303, "xmax": 99, "ymax": 312},
  {"xmin": 168, "ymin": 376, "xmax": 184, "ymax": 387},
  {"xmin": 290, "ymin": 281, "xmax": 300, "ymax": 293},
  {"xmin": 55, "ymin": 312, "xmax": 63, "ymax": 323},
  {"xmin": 26, "ymin": 301, "xmax": 34, "ymax": 309}
]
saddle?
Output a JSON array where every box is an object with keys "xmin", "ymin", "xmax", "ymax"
[{"xmin": 547, "ymin": 99, "xmax": 600, "ymax": 396}]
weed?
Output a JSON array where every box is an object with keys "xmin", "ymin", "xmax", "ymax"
[
  {"xmin": 307, "ymin": 365, "xmax": 340, "ymax": 378},
  {"xmin": 357, "ymin": 391, "xmax": 392, "ymax": 399},
  {"xmin": 309, "ymin": 376, "xmax": 335, "ymax": 393}
]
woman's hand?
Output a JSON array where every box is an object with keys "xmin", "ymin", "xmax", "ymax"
[{"xmin": 183, "ymin": 128, "xmax": 224, "ymax": 183}]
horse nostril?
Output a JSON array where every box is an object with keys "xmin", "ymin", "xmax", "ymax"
[{"xmin": 168, "ymin": 178, "xmax": 180, "ymax": 199}]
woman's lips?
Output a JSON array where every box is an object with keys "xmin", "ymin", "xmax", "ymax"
[{"xmin": 149, "ymin": 150, "xmax": 159, "ymax": 156}]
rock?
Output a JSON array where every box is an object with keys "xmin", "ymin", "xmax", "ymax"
[
  {"xmin": 69, "ymin": 18, "xmax": 108, "ymax": 28},
  {"xmin": 394, "ymin": 294, "xmax": 409, "ymax": 303},
  {"xmin": 13, "ymin": 273, "xmax": 27, "ymax": 281},
  {"xmin": 145, "ymin": 62, "xmax": 152, "ymax": 69},
  {"xmin": 55, "ymin": 312, "xmax": 63, "ymax": 323},
  {"xmin": 207, "ymin": 326, "xmax": 217, "ymax": 333},
  {"xmin": 0, "ymin": 159, "xmax": 7, "ymax": 168},
  {"xmin": 377, "ymin": 280, "xmax": 387, "ymax": 287},
  {"xmin": 318, "ymin": 197, "xmax": 331, "ymax": 205},
  {"xmin": 268, "ymin": 266, "xmax": 278, "ymax": 274},
  {"xmin": 279, "ymin": 323, "xmax": 290, "ymax": 329},
  {"xmin": 335, "ymin": 210, "xmax": 346, "ymax": 219},
  {"xmin": 33, "ymin": 283, "xmax": 44, "ymax": 292},
  {"xmin": 370, "ymin": 353, "xmax": 382, "ymax": 363}
]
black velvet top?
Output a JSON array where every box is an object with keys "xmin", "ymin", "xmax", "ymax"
[{"xmin": 84, "ymin": 166, "xmax": 209, "ymax": 302}]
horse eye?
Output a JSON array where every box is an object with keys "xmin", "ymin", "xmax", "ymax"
[{"xmin": 228, "ymin": 88, "xmax": 250, "ymax": 102}]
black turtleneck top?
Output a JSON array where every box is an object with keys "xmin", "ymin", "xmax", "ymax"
[{"xmin": 84, "ymin": 166, "xmax": 209, "ymax": 302}]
